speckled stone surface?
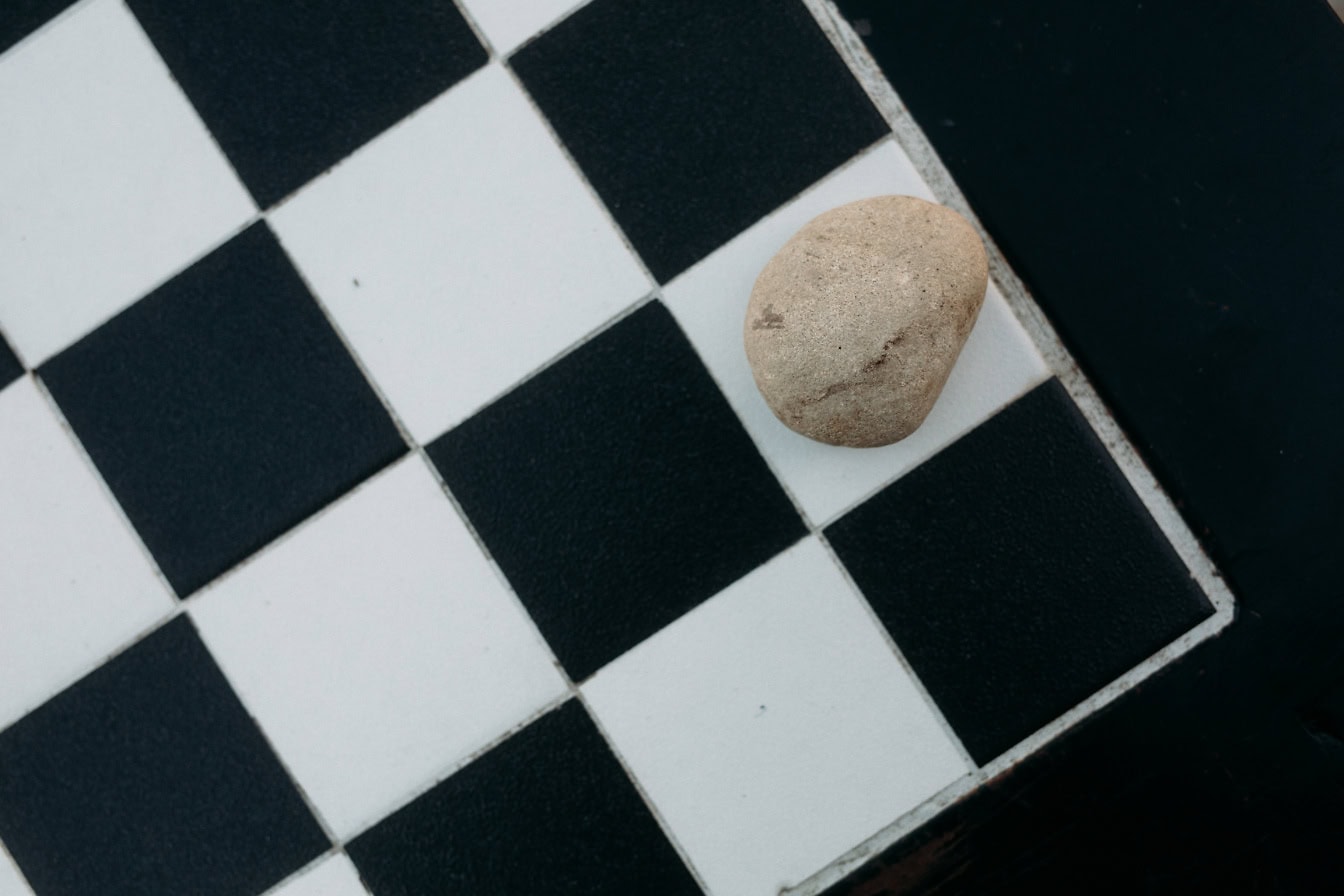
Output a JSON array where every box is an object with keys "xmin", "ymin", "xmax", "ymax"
[{"xmin": 744, "ymin": 195, "xmax": 988, "ymax": 448}]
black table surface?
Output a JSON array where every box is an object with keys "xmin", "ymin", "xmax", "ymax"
[{"xmin": 830, "ymin": 1, "xmax": 1344, "ymax": 893}]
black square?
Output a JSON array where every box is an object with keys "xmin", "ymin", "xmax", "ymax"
[
  {"xmin": 125, "ymin": 0, "xmax": 487, "ymax": 207},
  {"xmin": 0, "ymin": 330, "xmax": 21, "ymax": 391},
  {"xmin": 38, "ymin": 223, "xmax": 406, "ymax": 597},
  {"xmin": 0, "ymin": 616, "xmax": 329, "ymax": 896},
  {"xmin": 347, "ymin": 700, "xmax": 700, "ymax": 896},
  {"xmin": 0, "ymin": 0, "xmax": 76, "ymax": 55},
  {"xmin": 427, "ymin": 301, "xmax": 805, "ymax": 681},
  {"xmin": 825, "ymin": 380, "xmax": 1215, "ymax": 765},
  {"xmin": 511, "ymin": 0, "xmax": 888, "ymax": 283}
]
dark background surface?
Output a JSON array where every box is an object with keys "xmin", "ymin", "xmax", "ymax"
[{"xmin": 830, "ymin": 0, "xmax": 1344, "ymax": 893}]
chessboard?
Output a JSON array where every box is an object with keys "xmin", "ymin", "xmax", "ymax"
[{"xmin": 0, "ymin": 2, "xmax": 1233, "ymax": 895}]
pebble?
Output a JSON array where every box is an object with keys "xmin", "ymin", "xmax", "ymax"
[{"xmin": 743, "ymin": 195, "xmax": 988, "ymax": 448}]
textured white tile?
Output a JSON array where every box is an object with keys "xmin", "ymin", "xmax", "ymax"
[
  {"xmin": 190, "ymin": 456, "xmax": 568, "ymax": 839},
  {"xmin": 663, "ymin": 140, "xmax": 1050, "ymax": 525},
  {"xmin": 0, "ymin": 379, "xmax": 174, "ymax": 730},
  {"xmin": 270, "ymin": 63, "xmax": 650, "ymax": 444},
  {"xmin": 584, "ymin": 537, "xmax": 970, "ymax": 896},
  {"xmin": 266, "ymin": 855, "xmax": 367, "ymax": 896},
  {"xmin": 0, "ymin": 0, "xmax": 255, "ymax": 365},
  {"xmin": 0, "ymin": 844, "xmax": 34, "ymax": 896},
  {"xmin": 462, "ymin": 0, "xmax": 586, "ymax": 55}
]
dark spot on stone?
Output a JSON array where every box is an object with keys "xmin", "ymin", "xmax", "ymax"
[{"xmin": 751, "ymin": 303, "xmax": 785, "ymax": 330}]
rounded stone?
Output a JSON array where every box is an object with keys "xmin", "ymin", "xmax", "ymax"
[{"xmin": 743, "ymin": 194, "xmax": 988, "ymax": 448}]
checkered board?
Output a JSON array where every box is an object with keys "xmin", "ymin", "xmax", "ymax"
[{"xmin": 0, "ymin": 1, "xmax": 1234, "ymax": 895}]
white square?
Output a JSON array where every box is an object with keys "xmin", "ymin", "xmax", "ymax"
[
  {"xmin": 267, "ymin": 855, "xmax": 368, "ymax": 896},
  {"xmin": 0, "ymin": 0, "xmax": 255, "ymax": 365},
  {"xmin": 0, "ymin": 843, "xmax": 35, "ymax": 896},
  {"xmin": 270, "ymin": 63, "xmax": 650, "ymax": 444},
  {"xmin": 0, "ymin": 379, "xmax": 175, "ymax": 730},
  {"xmin": 189, "ymin": 455, "xmax": 568, "ymax": 839},
  {"xmin": 584, "ymin": 537, "xmax": 970, "ymax": 896},
  {"xmin": 462, "ymin": 0, "xmax": 587, "ymax": 56},
  {"xmin": 662, "ymin": 140, "xmax": 1050, "ymax": 525}
]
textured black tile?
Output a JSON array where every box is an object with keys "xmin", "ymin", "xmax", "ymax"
[
  {"xmin": 511, "ymin": 0, "xmax": 888, "ymax": 283},
  {"xmin": 347, "ymin": 700, "xmax": 699, "ymax": 896},
  {"xmin": 0, "ymin": 616, "xmax": 328, "ymax": 896},
  {"xmin": 38, "ymin": 223, "xmax": 406, "ymax": 597},
  {"xmin": 124, "ymin": 0, "xmax": 486, "ymax": 207},
  {"xmin": 427, "ymin": 301, "xmax": 805, "ymax": 681},
  {"xmin": 0, "ymin": 330, "xmax": 21, "ymax": 390},
  {"xmin": 0, "ymin": 0, "xmax": 76, "ymax": 55},
  {"xmin": 826, "ymin": 379, "xmax": 1214, "ymax": 764}
]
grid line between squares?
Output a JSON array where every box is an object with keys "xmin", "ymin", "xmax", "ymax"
[
  {"xmin": 692, "ymin": 343, "xmax": 985, "ymax": 811},
  {"xmin": 0, "ymin": 537, "xmax": 347, "ymax": 891},
  {"xmin": 0, "ymin": 615, "xmax": 332, "ymax": 896},
  {"xmin": 16, "ymin": 327, "xmax": 720, "ymax": 891},
  {"xmin": 0, "ymin": 0, "xmax": 1238, "ymax": 893},
  {"xmin": 122, "ymin": 0, "xmax": 490, "ymax": 208},
  {"xmin": 5, "ymin": 0, "xmax": 669, "ymax": 642},
  {"xmin": 779, "ymin": 3, "xmax": 1237, "ymax": 893},
  {"xmin": 508, "ymin": 0, "xmax": 891, "ymax": 285},
  {"xmin": 621, "ymin": 220, "xmax": 984, "ymax": 773},
  {"xmin": 4, "ymin": 378, "xmax": 712, "ymax": 893},
  {"xmin": 569, "ymin": 691, "xmax": 717, "ymax": 895},
  {"xmin": 34, "ymin": 222, "xmax": 410, "ymax": 599},
  {"xmin": 5, "ymin": 11, "xmax": 912, "ymax": 877},
  {"xmin": 417, "ymin": 291, "xmax": 979, "ymax": 893},
  {"xmin": 165, "ymin": 243, "xmax": 720, "ymax": 889},
  {"xmin": 8, "ymin": 375, "xmax": 178, "ymax": 715},
  {"xmin": 140, "ymin": 221, "xmax": 598, "ymax": 850},
  {"xmin": 0, "ymin": 0, "xmax": 277, "ymax": 371},
  {"xmin": 266, "ymin": 61, "xmax": 656, "ymax": 444},
  {"xmin": 579, "ymin": 536, "xmax": 976, "ymax": 896},
  {"xmin": 658, "ymin": 133, "xmax": 1051, "ymax": 528},
  {"xmin": 801, "ymin": 0, "xmax": 1233, "ymax": 625},
  {"xmin": 0, "ymin": 0, "xmax": 259, "ymax": 366},
  {"xmin": 339, "ymin": 450, "xmax": 721, "ymax": 893}
]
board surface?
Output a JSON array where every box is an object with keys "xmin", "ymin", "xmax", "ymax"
[{"xmin": 0, "ymin": 2, "xmax": 1230, "ymax": 894}]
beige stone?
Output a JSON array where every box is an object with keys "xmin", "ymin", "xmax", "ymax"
[{"xmin": 743, "ymin": 195, "xmax": 988, "ymax": 448}]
